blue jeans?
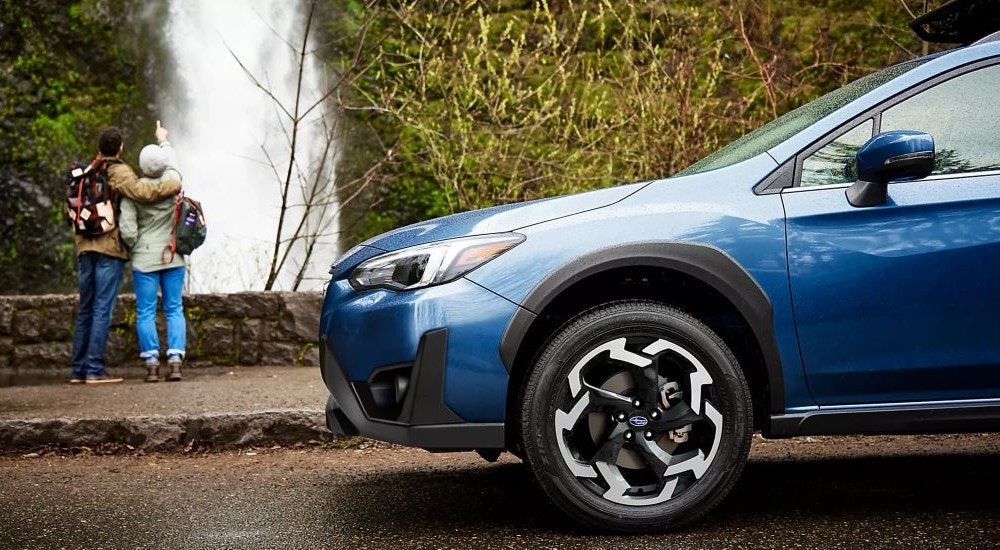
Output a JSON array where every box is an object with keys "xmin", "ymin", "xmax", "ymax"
[
  {"xmin": 133, "ymin": 266, "xmax": 186, "ymax": 359},
  {"xmin": 71, "ymin": 253, "xmax": 125, "ymax": 378}
]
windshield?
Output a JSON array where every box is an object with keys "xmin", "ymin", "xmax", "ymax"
[{"xmin": 678, "ymin": 59, "xmax": 929, "ymax": 176}]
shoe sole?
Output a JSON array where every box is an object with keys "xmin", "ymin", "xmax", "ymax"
[
  {"xmin": 84, "ymin": 378, "xmax": 124, "ymax": 385},
  {"xmin": 167, "ymin": 362, "xmax": 182, "ymax": 382}
]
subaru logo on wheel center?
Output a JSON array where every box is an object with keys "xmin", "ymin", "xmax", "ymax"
[{"xmin": 628, "ymin": 415, "xmax": 649, "ymax": 428}]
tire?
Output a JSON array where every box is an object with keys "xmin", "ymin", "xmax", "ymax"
[{"xmin": 520, "ymin": 300, "xmax": 752, "ymax": 532}]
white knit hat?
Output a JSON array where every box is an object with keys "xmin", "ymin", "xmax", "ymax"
[{"xmin": 139, "ymin": 144, "xmax": 170, "ymax": 177}]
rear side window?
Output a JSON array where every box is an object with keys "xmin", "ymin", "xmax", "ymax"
[{"xmin": 881, "ymin": 64, "xmax": 1000, "ymax": 175}]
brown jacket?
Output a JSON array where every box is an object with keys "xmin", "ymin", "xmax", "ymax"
[{"xmin": 73, "ymin": 158, "xmax": 181, "ymax": 260}]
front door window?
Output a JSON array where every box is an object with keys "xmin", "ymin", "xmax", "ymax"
[
  {"xmin": 800, "ymin": 119, "xmax": 874, "ymax": 187},
  {"xmin": 881, "ymin": 65, "xmax": 1000, "ymax": 175}
]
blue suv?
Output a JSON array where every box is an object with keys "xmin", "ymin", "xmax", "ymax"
[{"xmin": 320, "ymin": 11, "xmax": 1000, "ymax": 531}]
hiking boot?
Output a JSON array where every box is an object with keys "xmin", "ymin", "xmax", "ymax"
[
  {"xmin": 143, "ymin": 356, "xmax": 160, "ymax": 383},
  {"xmin": 166, "ymin": 355, "xmax": 183, "ymax": 382},
  {"xmin": 84, "ymin": 374, "xmax": 124, "ymax": 385}
]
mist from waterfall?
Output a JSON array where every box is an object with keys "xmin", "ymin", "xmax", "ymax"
[{"xmin": 157, "ymin": 0, "xmax": 340, "ymax": 293}]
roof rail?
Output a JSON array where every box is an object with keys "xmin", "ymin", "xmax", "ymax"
[
  {"xmin": 910, "ymin": 0, "xmax": 1000, "ymax": 45},
  {"xmin": 973, "ymin": 29, "xmax": 1000, "ymax": 44}
]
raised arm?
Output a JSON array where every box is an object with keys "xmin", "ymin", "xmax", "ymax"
[
  {"xmin": 159, "ymin": 141, "xmax": 182, "ymax": 183},
  {"xmin": 156, "ymin": 121, "xmax": 183, "ymax": 182}
]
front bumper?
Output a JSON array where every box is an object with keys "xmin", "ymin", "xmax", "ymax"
[
  {"xmin": 321, "ymin": 334, "xmax": 505, "ymax": 450},
  {"xmin": 319, "ymin": 275, "xmax": 519, "ymax": 451}
]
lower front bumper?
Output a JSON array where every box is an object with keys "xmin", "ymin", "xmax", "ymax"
[{"xmin": 321, "ymin": 334, "xmax": 505, "ymax": 451}]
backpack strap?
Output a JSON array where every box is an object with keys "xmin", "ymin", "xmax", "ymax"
[
  {"xmin": 161, "ymin": 191, "xmax": 184, "ymax": 264},
  {"xmin": 75, "ymin": 156, "xmax": 101, "ymax": 224},
  {"xmin": 93, "ymin": 158, "xmax": 105, "ymax": 198},
  {"xmin": 75, "ymin": 169, "xmax": 85, "ymax": 224}
]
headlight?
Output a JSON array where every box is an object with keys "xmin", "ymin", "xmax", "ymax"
[{"xmin": 349, "ymin": 233, "xmax": 525, "ymax": 291}]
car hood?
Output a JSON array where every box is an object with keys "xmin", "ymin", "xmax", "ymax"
[{"xmin": 361, "ymin": 182, "xmax": 647, "ymax": 251}]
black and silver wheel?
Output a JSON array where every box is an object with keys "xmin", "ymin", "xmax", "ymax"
[{"xmin": 521, "ymin": 301, "xmax": 752, "ymax": 531}]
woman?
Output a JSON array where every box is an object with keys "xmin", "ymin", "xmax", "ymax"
[{"xmin": 120, "ymin": 121, "xmax": 187, "ymax": 382}]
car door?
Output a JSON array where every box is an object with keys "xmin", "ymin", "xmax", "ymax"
[{"xmin": 781, "ymin": 61, "xmax": 1000, "ymax": 406}]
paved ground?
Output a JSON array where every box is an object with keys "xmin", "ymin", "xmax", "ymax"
[
  {"xmin": 0, "ymin": 367, "xmax": 327, "ymax": 420},
  {"xmin": 0, "ymin": 367, "xmax": 333, "ymax": 452},
  {"xmin": 2, "ymin": 433, "xmax": 999, "ymax": 549}
]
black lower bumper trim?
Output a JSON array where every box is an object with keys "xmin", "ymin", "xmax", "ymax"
[
  {"xmin": 325, "ymin": 395, "xmax": 359, "ymax": 436},
  {"xmin": 768, "ymin": 402, "xmax": 1000, "ymax": 437},
  {"xmin": 321, "ymin": 336, "xmax": 506, "ymax": 451}
]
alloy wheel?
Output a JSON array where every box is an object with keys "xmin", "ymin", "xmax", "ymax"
[{"xmin": 554, "ymin": 335, "xmax": 723, "ymax": 505}]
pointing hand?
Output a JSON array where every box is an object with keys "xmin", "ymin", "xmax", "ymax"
[{"xmin": 155, "ymin": 120, "xmax": 169, "ymax": 142}]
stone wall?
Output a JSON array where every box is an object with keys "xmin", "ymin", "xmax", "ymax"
[{"xmin": 0, "ymin": 292, "xmax": 323, "ymax": 376}]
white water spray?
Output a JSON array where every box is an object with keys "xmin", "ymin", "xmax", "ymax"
[{"xmin": 158, "ymin": 0, "xmax": 340, "ymax": 292}]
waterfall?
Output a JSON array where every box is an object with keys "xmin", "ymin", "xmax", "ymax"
[{"xmin": 157, "ymin": 0, "xmax": 340, "ymax": 292}]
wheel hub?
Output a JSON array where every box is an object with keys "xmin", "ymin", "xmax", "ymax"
[{"xmin": 626, "ymin": 413, "xmax": 650, "ymax": 428}]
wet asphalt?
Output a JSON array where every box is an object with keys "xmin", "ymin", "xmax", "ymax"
[{"xmin": 1, "ymin": 433, "xmax": 999, "ymax": 549}]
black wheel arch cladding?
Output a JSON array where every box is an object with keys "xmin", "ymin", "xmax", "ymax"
[{"xmin": 499, "ymin": 241, "xmax": 785, "ymax": 414}]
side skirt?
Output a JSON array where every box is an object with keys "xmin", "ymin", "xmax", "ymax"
[{"xmin": 768, "ymin": 401, "xmax": 1000, "ymax": 438}]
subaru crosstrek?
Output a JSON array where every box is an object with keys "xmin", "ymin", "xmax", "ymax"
[{"xmin": 320, "ymin": 6, "xmax": 1000, "ymax": 531}]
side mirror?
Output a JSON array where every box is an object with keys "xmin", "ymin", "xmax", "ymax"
[{"xmin": 846, "ymin": 130, "xmax": 934, "ymax": 207}]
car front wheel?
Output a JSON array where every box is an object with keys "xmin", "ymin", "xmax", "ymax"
[{"xmin": 521, "ymin": 300, "xmax": 752, "ymax": 531}]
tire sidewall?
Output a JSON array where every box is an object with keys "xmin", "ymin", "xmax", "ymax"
[{"xmin": 523, "ymin": 302, "xmax": 752, "ymax": 531}]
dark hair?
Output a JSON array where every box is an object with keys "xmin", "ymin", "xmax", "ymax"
[{"xmin": 98, "ymin": 127, "xmax": 124, "ymax": 156}]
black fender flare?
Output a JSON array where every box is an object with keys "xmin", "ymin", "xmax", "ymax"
[{"xmin": 499, "ymin": 241, "xmax": 785, "ymax": 413}]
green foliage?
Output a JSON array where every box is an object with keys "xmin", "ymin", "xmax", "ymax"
[
  {"xmin": 337, "ymin": 0, "xmax": 947, "ymax": 241},
  {"xmin": 341, "ymin": 2, "xmax": 731, "ymax": 233},
  {"xmin": 0, "ymin": 0, "xmax": 155, "ymax": 294}
]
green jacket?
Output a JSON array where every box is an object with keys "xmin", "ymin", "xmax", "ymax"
[
  {"xmin": 73, "ymin": 159, "xmax": 181, "ymax": 260},
  {"xmin": 120, "ymin": 141, "xmax": 185, "ymax": 273}
]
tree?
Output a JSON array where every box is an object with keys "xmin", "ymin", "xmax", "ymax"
[
  {"xmin": 231, "ymin": 0, "xmax": 391, "ymax": 290},
  {"xmin": 342, "ymin": 0, "xmax": 944, "ymax": 240}
]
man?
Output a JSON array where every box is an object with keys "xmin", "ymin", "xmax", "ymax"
[{"xmin": 69, "ymin": 127, "xmax": 181, "ymax": 384}]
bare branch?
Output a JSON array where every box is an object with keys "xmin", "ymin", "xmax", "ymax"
[
  {"xmin": 262, "ymin": 0, "xmax": 317, "ymax": 290},
  {"xmin": 226, "ymin": 41, "xmax": 293, "ymax": 120},
  {"xmin": 897, "ymin": 0, "xmax": 918, "ymax": 19}
]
